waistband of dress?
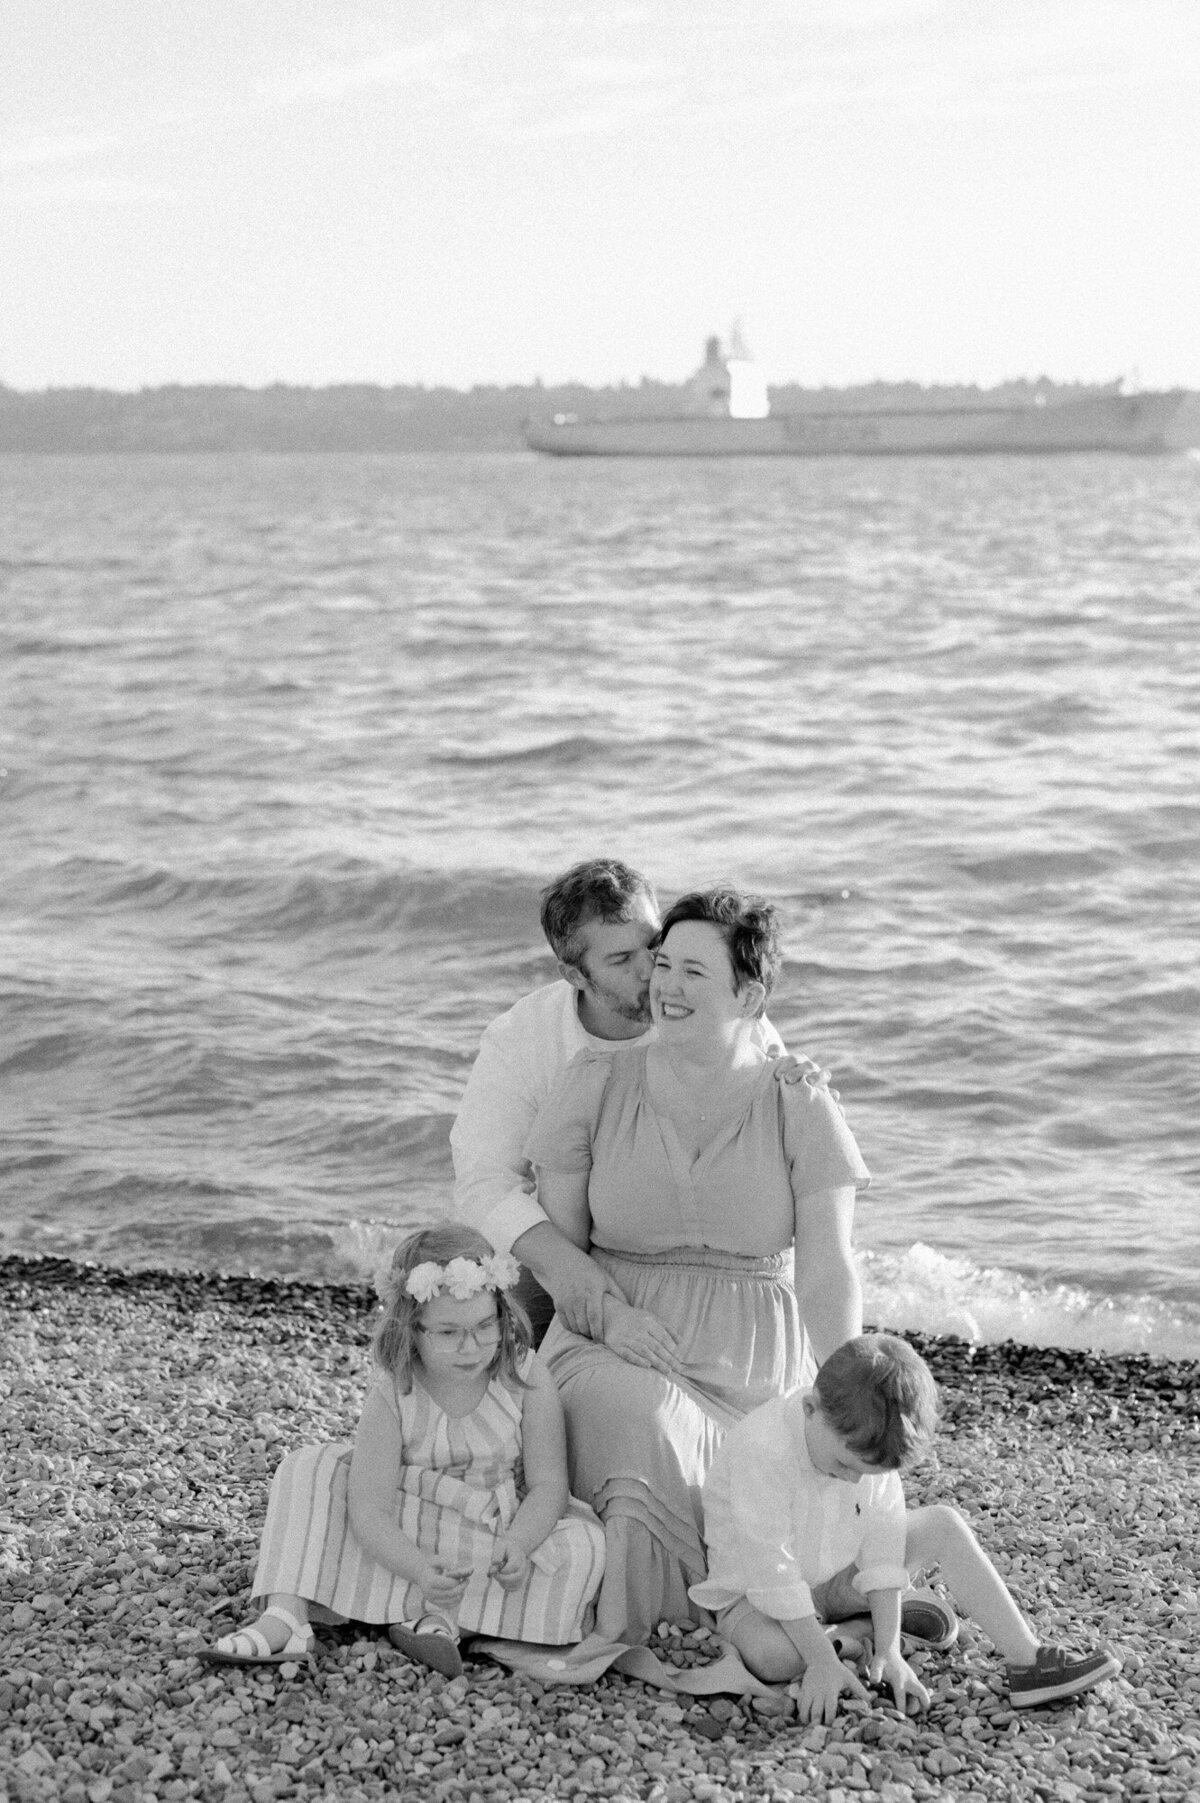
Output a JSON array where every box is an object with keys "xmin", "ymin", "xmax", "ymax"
[{"xmin": 594, "ymin": 1244, "xmax": 793, "ymax": 1280}]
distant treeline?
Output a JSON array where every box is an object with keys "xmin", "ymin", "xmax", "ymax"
[{"xmin": 1, "ymin": 377, "xmax": 1196, "ymax": 452}]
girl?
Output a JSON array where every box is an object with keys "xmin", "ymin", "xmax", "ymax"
[{"xmin": 201, "ymin": 1224, "xmax": 606, "ymax": 1677}]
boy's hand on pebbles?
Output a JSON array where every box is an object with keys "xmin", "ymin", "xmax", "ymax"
[
  {"xmin": 792, "ymin": 1653, "xmax": 871, "ymax": 1724},
  {"xmin": 419, "ymin": 1558, "xmax": 471, "ymax": 1607},
  {"xmin": 868, "ymin": 1649, "xmax": 930, "ymax": 1715},
  {"xmin": 489, "ymin": 1539, "xmax": 531, "ymax": 1590}
]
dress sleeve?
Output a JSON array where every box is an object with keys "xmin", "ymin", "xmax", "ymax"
[
  {"xmin": 855, "ymin": 1471, "xmax": 911, "ymax": 1596},
  {"xmin": 523, "ymin": 1048, "xmax": 615, "ymax": 1174},
  {"xmin": 780, "ymin": 1076, "xmax": 871, "ymax": 1199}
]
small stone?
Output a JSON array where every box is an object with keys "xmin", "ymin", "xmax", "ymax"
[
  {"xmin": 10, "ymin": 1601, "xmax": 35, "ymax": 1630},
  {"xmin": 750, "ymin": 1690, "xmax": 792, "ymax": 1716}
]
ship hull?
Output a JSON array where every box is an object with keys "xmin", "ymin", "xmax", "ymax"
[{"xmin": 525, "ymin": 390, "xmax": 1184, "ymax": 457}]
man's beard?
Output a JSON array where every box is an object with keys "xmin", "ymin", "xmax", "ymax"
[{"xmin": 589, "ymin": 979, "xmax": 651, "ymax": 1025}]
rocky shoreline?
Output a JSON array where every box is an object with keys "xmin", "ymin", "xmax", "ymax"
[{"xmin": 3, "ymin": 1255, "xmax": 1199, "ymax": 1803}]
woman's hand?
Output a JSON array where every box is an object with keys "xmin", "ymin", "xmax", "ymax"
[
  {"xmin": 600, "ymin": 1297, "xmax": 679, "ymax": 1374},
  {"xmin": 417, "ymin": 1557, "xmax": 472, "ymax": 1609},
  {"xmin": 489, "ymin": 1537, "xmax": 531, "ymax": 1591},
  {"xmin": 867, "ymin": 1648, "xmax": 930, "ymax": 1715}
]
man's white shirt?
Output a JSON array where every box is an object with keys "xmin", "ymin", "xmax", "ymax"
[{"xmin": 450, "ymin": 979, "xmax": 783, "ymax": 1255}]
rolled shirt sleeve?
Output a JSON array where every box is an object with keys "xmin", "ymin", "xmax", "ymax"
[
  {"xmin": 691, "ymin": 1402, "xmax": 820, "ymax": 1622},
  {"xmin": 735, "ymin": 1438, "xmax": 820, "ymax": 1621},
  {"xmin": 450, "ymin": 1020, "xmax": 550, "ymax": 1253},
  {"xmin": 854, "ymin": 1470, "xmax": 910, "ymax": 1596},
  {"xmin": 451, "ymin": 982, "xmax": 599, "ymax": 1255}
]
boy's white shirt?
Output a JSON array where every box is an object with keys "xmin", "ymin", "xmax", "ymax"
[
  {"xmin": 690, "ymin": 1391, "xmax": 910, "ymax": 1622},
  {"xmin": 450, "ymin": 978, "xmax": 784, "ymax": 1255}
]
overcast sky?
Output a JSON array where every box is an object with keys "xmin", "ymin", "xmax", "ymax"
[{"xmin": 4, "ymin": 0, "xmax": 1198, "ymax": 392}]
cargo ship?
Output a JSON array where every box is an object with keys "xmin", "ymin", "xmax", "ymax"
[{"xmin": 524, "ymin": 336, "xmax": 1184, "ymax": 457}]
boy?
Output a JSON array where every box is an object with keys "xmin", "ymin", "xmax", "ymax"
[{"xmin": 690, "ymin": 1333, "xmax": 1121, "ymax": 1724}]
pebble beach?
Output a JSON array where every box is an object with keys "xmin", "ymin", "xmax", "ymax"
[{"xmin": 4, "ymin": 1256, "xmax": 1199, "ymax": 1803}]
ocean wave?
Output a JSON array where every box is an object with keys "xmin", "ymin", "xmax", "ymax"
[
  {"xmin": 436, "ymin": 735, "xmax": 621, "ymax": 769},
  {"xmin": 37, "ymin": 855, "xmax": 542, "ymax": 947},
  {"xmin": 958, "ymin": 847, "xmax": 1116, "ymax": 885},
  {"xmin": 862, "ymin": 1242, "xmax": 1200, "ymax": 1360}
]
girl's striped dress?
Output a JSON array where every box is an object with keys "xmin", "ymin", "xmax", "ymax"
[{"xmin": 250, "ymin": 1353, "xmax": 605, "ymax": 1643}]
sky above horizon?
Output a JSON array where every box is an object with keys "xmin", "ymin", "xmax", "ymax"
[{"xmin": 4, "ymin": 0, "xmax": 1199, "ymax": 393}]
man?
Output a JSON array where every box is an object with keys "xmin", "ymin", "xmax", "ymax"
[{"xmin": 450, "ymin": 858, "xmax": 830, "ymax": 1341}]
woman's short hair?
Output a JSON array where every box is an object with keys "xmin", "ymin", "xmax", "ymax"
[
  {"xmin": 656, "ymin": 885, "xmax": 782, "ymax": 1014},
  {"xmin": 813, "ymin": 1333, "xmax": 938, "ymax": 1470},
  {"xmin": 539, "ymin": 858, "xmax": 658, "ymax": 969}
]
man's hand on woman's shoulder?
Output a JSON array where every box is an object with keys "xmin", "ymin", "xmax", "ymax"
[{"xmin": 772, "ymin": 1054, "xmax": 842, "ymax": 1111}]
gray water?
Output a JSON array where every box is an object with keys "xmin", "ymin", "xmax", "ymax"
[{"xmin": 2, "ymin": 450, "xmax": 1198, "ymax": 1354}]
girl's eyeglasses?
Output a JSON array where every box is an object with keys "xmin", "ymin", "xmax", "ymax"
[{"xmin": 417, "ymin": 1322, "xmax": 502, "ymax": 1350}]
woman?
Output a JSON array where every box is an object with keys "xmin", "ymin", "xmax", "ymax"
[{"xmin": 525, "ymin": 886, "xmax": 870, "ymax": 1645}]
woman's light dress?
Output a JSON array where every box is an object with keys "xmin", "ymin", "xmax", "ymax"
[
  {"xmin": 249, "ymin": 1351, "xmax": 605, "ymax": 1643},
  {"xmin": 525, "ymin": 1046, "xmax": 870, "ymax": 1645}
]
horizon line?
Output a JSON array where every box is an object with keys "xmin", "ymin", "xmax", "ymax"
[{"xmin": 3, "ymin": 373, "xmax": 1192, "ymax": 400}]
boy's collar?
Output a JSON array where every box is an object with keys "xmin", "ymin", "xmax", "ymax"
[{"xmin": 782, "ymin": 1388, "xmax": 815, "ymax": 1458}]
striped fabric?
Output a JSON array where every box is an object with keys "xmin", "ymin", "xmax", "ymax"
[{"xmin": 250, "ymin": 1357, "xmax": 605, "ymax": 1644}]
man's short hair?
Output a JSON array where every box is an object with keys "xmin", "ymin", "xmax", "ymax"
[
  {"xmin": 656, "ymin": 886, "xmax": 781, "ymax": 1015},
  {"xmin": 539, "ymin": 859, "xmax": 658, "ymax": 969},
  {"xmin": 813, "ymin": 1333, "xmax": 938, "ymax": 1470}
]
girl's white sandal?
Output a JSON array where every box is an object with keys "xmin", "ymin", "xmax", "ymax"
[{"xmin": 200, "ymin": 1605, "xmax": 315, "ymax": 1667}]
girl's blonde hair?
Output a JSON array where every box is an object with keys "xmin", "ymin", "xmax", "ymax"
[{"xmin": 372, "ymin": 1222, "xmax": 532, "ymax": 1394}]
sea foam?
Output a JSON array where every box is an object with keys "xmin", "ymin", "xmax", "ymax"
[{"xmin": 862, "ymin": 1242, "xmax": 1200, "ymax": 1360}]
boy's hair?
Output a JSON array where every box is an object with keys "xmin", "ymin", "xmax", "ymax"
[
  {"xmin": 813, "ymin": 1333, "xmax": 938, "ymax": 1469},
  {"xmin": 372, "ymin": 1222, "xmax": 532, "ymax": 1395},
  {"xmin": 539, "ymin": 858, "xmax": 658, "ymax": 969},
  {"xmin": 656, "ymin": 885, "xmax": 781, "ymax": 1017}
]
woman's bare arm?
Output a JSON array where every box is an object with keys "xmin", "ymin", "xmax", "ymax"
[{"xmin": 793, "ymin": 1183, "xmax": 862, "ymax": 1365}]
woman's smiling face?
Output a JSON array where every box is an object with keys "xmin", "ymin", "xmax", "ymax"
[{"xmin": 650, "ymin": 919, "xmax": 748, "ymax": 1041}]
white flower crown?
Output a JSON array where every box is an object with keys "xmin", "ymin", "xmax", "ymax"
[{"xmin": 375, "ymin": 1250, "xmax": 522, "ymax": 1311}]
